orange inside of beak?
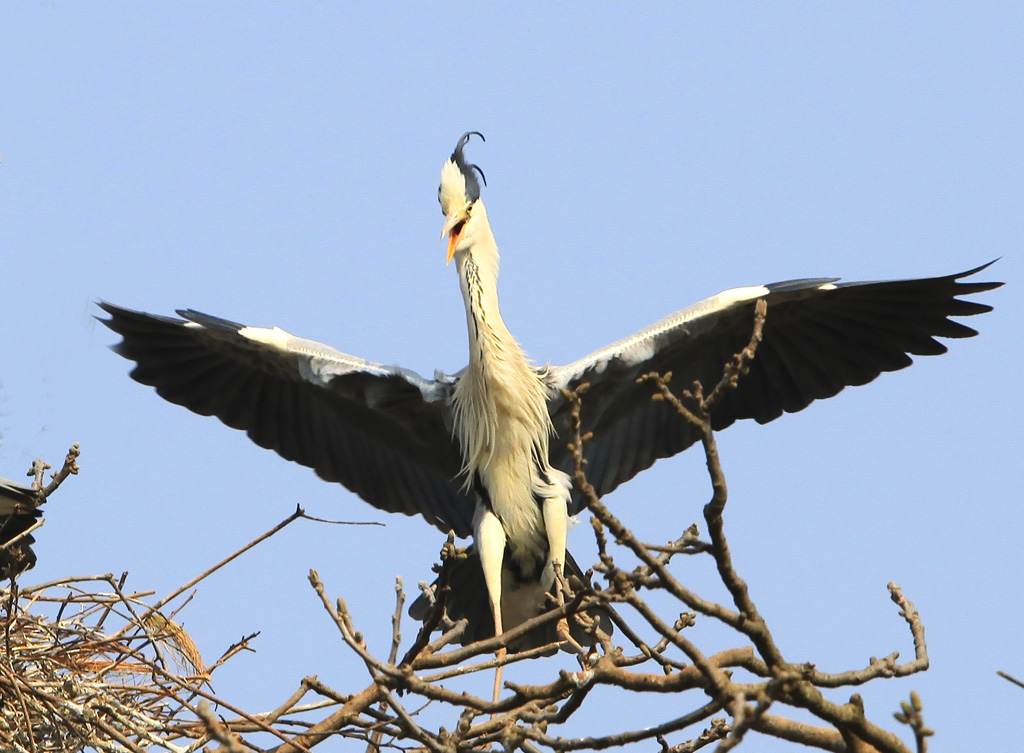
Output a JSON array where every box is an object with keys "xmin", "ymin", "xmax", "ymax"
[{"xmin": 446, "ymin": 222, "xmax": 464, "ymax": 264}]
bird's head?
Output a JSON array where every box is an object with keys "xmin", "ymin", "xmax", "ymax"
[{"xmin": 439, "ymin": 131, "xmax": 488, "ymax": 264}]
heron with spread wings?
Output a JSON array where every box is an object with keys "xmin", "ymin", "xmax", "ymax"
[{"xmin": 101, "ymin": 132, "xmax": 1001, "ymax": 692}]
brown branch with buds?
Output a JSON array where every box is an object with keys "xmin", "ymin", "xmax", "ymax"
[{"xmin": 1, "ymin": 302, "xmax": 935, "ymax": 752}]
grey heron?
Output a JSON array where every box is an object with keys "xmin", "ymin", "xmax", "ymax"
[
  {"xmin": 0, "ymin": 477, "xmax": 42, "ymax": 579},
  {"xmin": 100, "ymin": 132, "xmax": 1001, "ymax": 669}
]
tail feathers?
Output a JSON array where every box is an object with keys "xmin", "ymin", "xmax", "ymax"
[{"xmin": 410, "ymin": 549, "xmax": 611, "ymax": 651}]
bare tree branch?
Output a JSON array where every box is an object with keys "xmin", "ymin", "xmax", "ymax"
[{"xmin": 3, "ymin": 304, "xmax": 934, "ymax": 752}]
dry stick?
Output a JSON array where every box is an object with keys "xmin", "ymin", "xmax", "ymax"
[
  {"xmin": 523, "ymin": 699, "xmax": 725, "ymax": 752},
  {"xmin": 752, "ymin": 713, "xmax": 845, "ymax": 752},
  {"xmin": 0, "ymin": 658, "xmax": 37, "ymax": 753},
  {"xmin": 378, "ymin": 686, "xmax": 446, "ymax": 753},
  {"xmin": 889, "ymin": 583, "xmax": 928, "ymax": 672},
  {"xmin": 419, "ymin": 641, "xmax": 566, "ymax": 684},
  {"xmin": 19, "ymin": 572, "xmax": 132, "ymax": 594},
  {"xmin": 764, "ymin": 669, "xmax": 916, "ymax": 753},
  {"xmin": 215, "ymin": 684, "xmax": 343, "ymax": 733},
  {"xmin": 365, "ymin": 578, "xmax": 407, "ymax": 753},
  {"xmin": 41, "ymin": 443, "xmax": 81, "ymax": 498},
  {"xmin": 240, "ymin": 299, "xmax": 928, "ymax": 752},
  {"xmin": 801, "ymin": 585, "xmax": 927, "ymax": 689},
  {"xmin": 651, "ymin": 306, "xmax": 919, "ymax": 752},
  {"xmin": 398, "ymin": 532, "xmax": 457, "ymax": 667},
  {"xmin": 269, "ymin": 683, "xmax": 385, "ymax": 753},
  {"xmin": 409, "ymin": 593, "xmax": 587, "ymax": 671},
  {"xmin": 105, "ymin": 632, "xmax": 307, "ymax": 751},
  {"xmin": 892, "ymin": 690, "xmax": 932, "ymax": 753},
  {"xmin": 639, "ymin": 298, "xmax": 783, "ymax": 670},
  {"xmin": 205, "ymin": 631, "xmax": 261, "ymax": 675},
  {"xmin": 563, "ymin": 392, "xmax": 739, "ymax": 702},
  {"xmin": 111, "ymin": 506, "xmax": 307, "ymax": 643},
  {"xmin": 577, "ymin": 301, "xmax": 920, "ymax": 752},
  {"xmin": 308, "ymin": 571, "xmax": 405, "ymax": 688},
  {"xmin": 997, "ymin": 670, "xmax": 1024, "ymax": 690},
  {"xmin": 92, "ymin": 571, "xmax": 131, "ymax": 633},
  {"xmin": 197, "ymin": 701, "xmax": 250, "ymax": 753},
  {"xmin": 298, "ymin": 511, "xmax": 384, "ymax": 527},
  {"xmin": 0, "ymin": 519, "xmax": 44, "ymax": 552}
]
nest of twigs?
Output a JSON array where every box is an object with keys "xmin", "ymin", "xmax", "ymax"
[{"xmin": 0, "ymin": 574, "xmax": 212, "ymax": 753}]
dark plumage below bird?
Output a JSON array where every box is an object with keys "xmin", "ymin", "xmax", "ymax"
[{"xmin": 0, "ymin": 478, "xmax": 42, "ymax": 580}]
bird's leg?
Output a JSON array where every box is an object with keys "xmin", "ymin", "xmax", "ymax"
[
  {"xmin": 542, "ymin": 494, "xmax": 568, "ymax": 576},
  {"xmin": 475, "ymin": 508, "xmax": 507, "ymax": 704},
  {"xmin": 542, "ymin": 495, "xmax": 572, "ymax": 645}
]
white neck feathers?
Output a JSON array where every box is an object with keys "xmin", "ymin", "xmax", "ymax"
[{"xmin": 451, "ymin": 202, "xmax": 552, "ymax": 482}]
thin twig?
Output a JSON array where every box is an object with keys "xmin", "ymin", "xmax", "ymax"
[
  {"xmin": 998, "ymin": 670, "xmax": 1024, "ymax": 690},
  {"xmin": 113, "ymin": 506, "xmax": 307, "ymax": 642}
]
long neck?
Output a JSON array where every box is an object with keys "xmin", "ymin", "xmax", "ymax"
[
  {"xmin": 452, "ymin": 204, "xmax": 552, "ymax": 479},
  {"xmin": 455, "ymin": 208, "xmax": 518, "ymax": 369}
]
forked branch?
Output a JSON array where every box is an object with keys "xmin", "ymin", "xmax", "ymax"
[{"xmin": 2, "ymin": 302, "xmax": 932, "ymax": 752}]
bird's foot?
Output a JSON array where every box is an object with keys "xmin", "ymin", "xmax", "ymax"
[{"xmin": 556, "ymin": 616, "xmax": 588, "ymax": 657}]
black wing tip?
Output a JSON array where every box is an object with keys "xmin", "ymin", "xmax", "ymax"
[
  {"xmin": 176, "ymin": 309, "xmax": 245, "ymax": 333},
  {"xmin": 95, "ymin": 299, "xmax": 143, "ymax": 324},
  {"xmin": 939, "ymin": 260, "xmax": 1003, "ymax": 318},
  {"xmin": 949, "ymin": 258, "xmax": 1004, "ymax": 294},
  {"xmin": 95, "ymin": 301, "xmax": 191, "ymax": 337},
  {"xmin": 830, "ymin": 260, "xmax": 1003, "ymax": 308},
  {"xmin": 95, "ymin": 302, "xmax": 249, "ymax": 337},
  {"xmin": 956, "ymin": 258, "xmax": 1001, "ymax": 277}
]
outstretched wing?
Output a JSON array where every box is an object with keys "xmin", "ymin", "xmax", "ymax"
[
  {"xmin": 547, "ymin": 263, "xmax": 1001, "ymax": 511},
  {"xmin": 99, "ymin": 304, "xmax": 475, "ymax": 536}
]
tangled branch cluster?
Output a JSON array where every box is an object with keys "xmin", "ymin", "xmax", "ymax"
[
  {"xmin": 1, "ymin": 303, "xmax": 936, "ymax": 752},
  {"xmin": 233, "ymin": 301, "xmax": 933, "ymax": 752},
  {"xmin": 0, "ymin": 573, "xmax": 216, "ymax": 752}
]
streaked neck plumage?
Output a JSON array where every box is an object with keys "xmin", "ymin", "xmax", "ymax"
[{"xmin": 451, "ymin": 200, "xmax": 553, "ymax": 486}]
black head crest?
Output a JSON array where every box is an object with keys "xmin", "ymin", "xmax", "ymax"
[{"xmin": 452, "ymin": 131, "xmax": 487, "ymax": 202}]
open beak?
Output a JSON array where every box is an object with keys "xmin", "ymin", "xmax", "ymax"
[{"xmin": 441, "ymin": 209, "xmax": 467, "ymax": 265}]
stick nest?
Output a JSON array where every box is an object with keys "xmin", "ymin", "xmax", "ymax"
[{"xmin": 0, "ymin": 574, "xmax": 212, "ymax": 753}]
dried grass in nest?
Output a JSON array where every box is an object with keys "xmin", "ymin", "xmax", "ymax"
[{"xmin": 0, "ymin": 573, "xmax": 214, "ymax": 753}]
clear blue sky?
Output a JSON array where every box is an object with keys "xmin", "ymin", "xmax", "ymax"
[{"xmin": 2, "ymin": 4, "xmax": 1021, "ymax": 750}]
